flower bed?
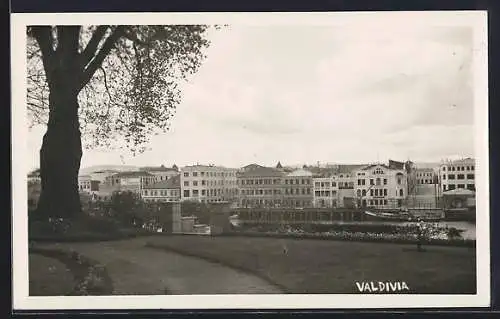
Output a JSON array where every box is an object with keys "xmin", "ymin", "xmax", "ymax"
[
  {"xmin": 29, "ymin": 247, "xmax": 113, "ymax": 295},
  {"xmin": 226, "ymin": 229, "xmax": 476, "ymax": 247}
]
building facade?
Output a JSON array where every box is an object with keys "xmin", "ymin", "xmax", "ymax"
[
  {"xmin": 353, "ymin": 164, "xmax": 408, "ymax": 209},
  {"xmin": 282, "ymin": 169, "xmax": 313, "ymax": 208},
  {"xmin": 415, "ymin": 168, "xmax": 438, "ymax": 185},
  {"xmin": 142, "ymin": 175, "xmax": 181, "ymax": 203},
  {"xmin": 439, "ymin": 158, "xmax": 475, "ymax": 192},
  {"xmin": 313, "ymin": 177, "xmax": 338, "ymax": 208},
  {"xmin": 104, "ymin": 171, "xmax": 156, "ymax": 194},
  {"xmin": 180, "ymin": 165, "xmax": 238, "ymax": 204},
  {"xmin": 237, "ymin": 164, "xmax": 284, "ymax": 208}
]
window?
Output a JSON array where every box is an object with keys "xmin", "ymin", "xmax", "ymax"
[
  {"xmin": 193, "ymin": 172, "xmax": 198, "ymax": 177},
  {"xmin": 383, "ymin": 179, "xmax": 387, "ymax": 185},
  {"xmin": 307, "ymin": 188, "xmax": 311, "ymax": 194},
  {"xmin": 315, "ymin": 182, "xmax": 320, "ymax": 187},
  {"xmin": 370, "ymin": 179, "xmax": 374, "ymax": 185},
  {"xmin": 193, "ymin": 190, "xmax": 199, "ymax": 197},
  {"xmin": 471, "ymin": 165, "xmax": 475, "ymax": 170},
  {"xmin": 384, "ymin": 189, "xmax": 387, "ymax": 196},
  {"xmin": 302, "ymin": 179, "xmax": 305, "ymax": 185},
  {"xmin": 384, "ymin": 199, "xmax": 388, "ymax": 205},
  {"xmin": 399, "ymin": 189, "xmax": 403, "ymax": 197},
  {"xmin": 332, "ymin": 182, "xmax": 336, "ymax": 187},
  {"xmin": 357, "ymin": 179, "xmax": 361, "ymax": 186},
  {"xmin": 467, "ymin": 174, "xmax": 475, "ymax": 179},
  {"xmin": 201, "ymin": 190, "xmax": 206, "ymax": 196},
  {"xmin": 183, "ymin": 190, "xmax": 190, "ymax": 197},
  {"xmin": 457, "ymin": 184, "xmax": 465, "ymax": 189},
  {"xmin": 201, "ymin": 172, "xmax": 205, "ymax": 177},
  {"xmin": 183, "ymin": 172, "xmax": 189, "ymax": 177},
  {"xmin": 443, "ymin": 185, "xmax": 447, "ymax": 191},
  {"xmin": 144, "ymin": 190, "xmax": 148, "ymax": 196},
  {"xmin": 442, "ymin": 167, "xmax": 446, "ymax": 171},
  {"xmin": 457, "ymin": 174, "xmax": 465, "ymax": 180},
  {"xmin": 302, "ymin": 189, "xmax": 306, "ymax": 195},
  {"xmin": 374, "ymin": 189, "xmax": 379, "ymax": 196},
  {"xmin": 442, "ymin": 174, "xmax": 446, "ymax": 180},
  {"xmin": 193, "ymin": 181, "xmax": 198, "ymax": 186},
  {"xmin": 370, "ymin": 189, "xmax": 374, "ymax": 196},
  {"xmin": 184, "ymin": 181, "xmax": 189, "ymax": 186},
  {"xmin": 202, "ymin": 180, "xmax": 206, "ymax": 186},
  {"xmin": 449, "ymin": 184, "xmax": 456, "ymax": 190},
  {"xmin": 376, "ymin": 178, "xmax": 381, "ymax": 186},
  {"xmin": 362, "ymin": 190, "xmax": 366, "ymax": 196},
  {"xmin": 448, "ymin": 174, "xmax": 456, "ymax": 180},
  {"xmin": 467, "ymin": 184, "xmax": 475, "ymax": 191}
]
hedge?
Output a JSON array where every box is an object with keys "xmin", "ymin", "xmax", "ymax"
[{"xmin": 29, "ymin": 247, "xmax": 113, "ymax": 295}]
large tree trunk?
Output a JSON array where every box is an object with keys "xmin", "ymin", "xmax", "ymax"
[{"xmin": 35, "ymin": 71, "xmax": 83, "ymax": 219}]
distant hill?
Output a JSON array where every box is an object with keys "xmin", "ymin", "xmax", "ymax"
[{"xmin": 79, "ymin": 165, "xmax": 139, "ymax": 175}]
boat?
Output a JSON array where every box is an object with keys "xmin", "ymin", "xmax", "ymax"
[
  {"xmin": 364, "ymin": 209, "xmax": 442, "ymax": 222},
  {"xmin": 364, "ymin": 210, "xmax": 413, "ymax": 222}
]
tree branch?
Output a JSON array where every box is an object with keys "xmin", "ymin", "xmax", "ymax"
[
  {"xmin": 30, "ymin": 26, "xmax": 56, "ymax": 84},
  {"xmin": 80, "ymin": 26, "xmax": 109, "ymax": 68},
  {"xmin": 79, "ymin": 26, "xmax": 125, "ymax": 90}
]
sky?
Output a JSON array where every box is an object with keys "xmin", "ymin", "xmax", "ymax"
[{"xmin": 27, "ymin": 22, "xmax": 476, "ymax": 171}]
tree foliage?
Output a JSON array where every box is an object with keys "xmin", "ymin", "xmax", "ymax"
[{"xmin": 27, "ymin": 25, "xmax": 216, "ymax": 154}]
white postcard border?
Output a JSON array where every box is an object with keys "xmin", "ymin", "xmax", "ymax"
[{"xmin": 11, "ymin": 11, "xmax": 490, "ymax": 310}]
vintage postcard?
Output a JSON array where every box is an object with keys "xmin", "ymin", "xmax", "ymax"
[{"xmin": 11, "ymin": 11, "xmax": 489, "ymax": 310}]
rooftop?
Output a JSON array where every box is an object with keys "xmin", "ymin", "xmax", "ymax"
[
  {"xmin": 443, "ymin": 158, "xmax": 475, "ymax": 165},
  {"xmin": 140, "ymin": 165, "xmax": 178, "ymax": 172},
  {"xmin": 237, "ymin": 165, "xmax": 285, "ymax": 178},
  {"xmin": 113, "ymin": 171, "xmax": 154, "ymax": 178},
  {"xmin": 143, "ymin": 175, "xmax": 181, "ymax": 189},
  {"xmin": 287, "ymin": 169, "xmax": 313, "ymax": 177}
]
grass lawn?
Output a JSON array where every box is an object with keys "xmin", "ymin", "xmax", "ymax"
[
  {"xmin": 29, "ymin": 253, "xmax": 75, "ymax": 296},
  {"xmin": 146, "ymin": 235, "xmax": 476, "ymax": 294}
]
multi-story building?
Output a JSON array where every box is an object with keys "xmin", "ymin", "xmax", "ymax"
[
  {"xmin": 141, "ymin": 175, "xmax": 181, "ymax": 203},
  {"xmin": 282, "ymin": 169, "xmax": 313, "ymax": 208},
  {"xmin": 439, "ymin": 158, "xmax": 475, "ymax": 192},
  {"xmin": 415, "ymin": 168, "xmax": 438, "ymax": 185},
  {"xmin": 88, "ymin": 169, "xmax": 118, "ymax": 184},
  {"xmin": 104, "ymin": 171, "xmax": 156, "ymax": 194},
  {"xmin": 237, "ymin": 164, "xmax": 285, "ymax": 208},
  {"xmin": 28, "ymin": 169, "xmax": 41, "ymax": 184},
  {"xmin": 180, "ymin": 165, "xmax": 238, "ymax": 204},
  {"xmin": 140, "ymin": 165, "xmax": 179, "ymax": 182},
  {"xmin": 78, "ymin": 175, "xmax": 99, "ymax": 194},
  {"xmin": 407, "ymin": 165, "xmax": 441, "ymax": 208},
  {"xmin": 336, "ymin": 171, "xmax": 356, "ymax": 208},
  {"xmin": 313, "ymin": 176, "xmax": 338, "ymax": 208},
  {"xmin": 353, "ymin": 164, "xmax": 408, "ymax": 209}
]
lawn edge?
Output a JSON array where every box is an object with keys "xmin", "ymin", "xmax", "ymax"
[
  {"xmin": 144, "ymin": 242, "xmax": 290, "ymax": 294},
  {"xmin": 29, "ymin": 246, "xmax": 114, "ymax": 296}
]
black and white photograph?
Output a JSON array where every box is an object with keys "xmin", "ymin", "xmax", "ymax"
[{"xmin": 12, "ymin": 11, "xmax": 489, "ymax": 310}]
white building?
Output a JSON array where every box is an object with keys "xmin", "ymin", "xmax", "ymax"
[
  {"xmin": 104, "ymin": 171, "xmax": 156, "ymax": 194},
  {"xmin": 353, "ymin": 164, "xmax": 408, "ymax": 209},
  {"xmin": 78, "ymin": 175, "xmax": 92, "ymax": 193},
  {"xmin": 180, "ymin": 165, "xmax": 238, "ymax": 204},
  {"xmin": 439, "ymin": 158, "xmax": 475, "ymax": 192},
  {"xmin": 28, "ymin": 169, "xmax": 41, "ymax": 184},
  {"xmin": 88, "ymin": 169, "xmax": 118, "ymax": 184},
  {"xmin": 313, "ymin": 177, "xmax": 338, "ymax": 208},
  {"xmin": 142, "ymin": 175, "xmax": 181, "ymax": 203}
]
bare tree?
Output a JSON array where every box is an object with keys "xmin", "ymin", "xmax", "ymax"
[{"xmin": 27, "ymin": 25, "xmax": 217, "ymax": 218}]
